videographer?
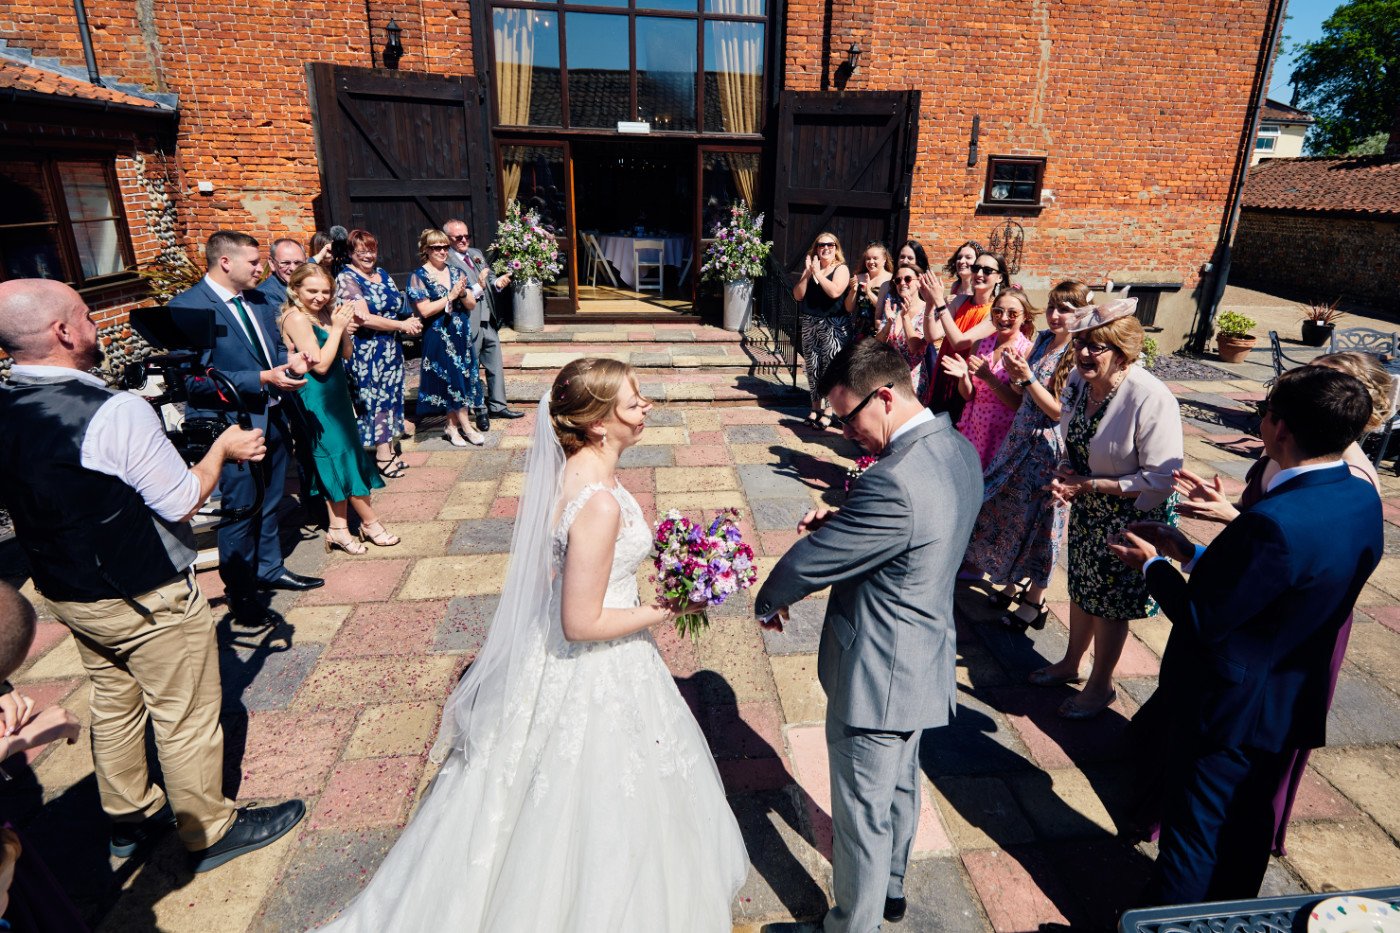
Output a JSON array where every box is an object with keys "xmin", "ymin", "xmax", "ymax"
[
  {"xmin": 0, "ymin": 278, "xmax": 306, "ymax": 873},
  {"xmin": 169, "ymin": 230, "xmax": 324, "ymax": 624}
]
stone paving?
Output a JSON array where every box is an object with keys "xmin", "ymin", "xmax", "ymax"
[{"xmin": 9, "ymin": 321, "xmax": 1400, "ymax": 932}]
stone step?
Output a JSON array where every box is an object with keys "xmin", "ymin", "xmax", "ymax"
[
  {"xmin": 501, "ymin": 322, "xmax": 744, "ymax": 345},
  {"xmin": 503, "ymin": 372, "xmax": 807, "ymax": 406},
  {"xmin": 503, "ymin": 344, "xmax": 776, "ymax": 370}
]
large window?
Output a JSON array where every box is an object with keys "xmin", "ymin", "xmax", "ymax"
[
  {"xmin": 490, "ymin": 0, "xmax": 766, "ymax": 136},
  {"xmin": 0, "ymin": 155, "xmax": 133, "ymax": 288}
]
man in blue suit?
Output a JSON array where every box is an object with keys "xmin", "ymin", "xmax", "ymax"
[
  {"xmin": 169, "ymin": 231, "xmax": 324, "ymax": 622},
  {"xmin": 1111, "ymin": 365, "xmax": 1383, "ymax": 905},
  {"xmin": 254, "ymin": 237, "xmax": 305, "ymax": 309}
]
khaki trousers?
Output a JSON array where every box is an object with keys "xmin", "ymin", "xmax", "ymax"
[{"xmin": 47, "ymin": 575, "xmax": 236, "ymax": 851}]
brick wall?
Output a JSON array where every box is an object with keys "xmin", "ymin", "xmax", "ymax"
[
  {"xmin": 1233, "ymin": 209, "xmax": 1400, "ymax": 310},
  {"xmin": 4, "ymin": 0, "xmax": 1269, "ymax": 348}
]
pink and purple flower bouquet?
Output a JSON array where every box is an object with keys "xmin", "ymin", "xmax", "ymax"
[{"xmin": 651, "ymin": 508, "xmax": 758, "ymax": 640}]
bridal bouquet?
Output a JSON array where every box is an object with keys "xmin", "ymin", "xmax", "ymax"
[{"xmin": 651, "ymin": 508, "xmax": 758, "ymax": 641}]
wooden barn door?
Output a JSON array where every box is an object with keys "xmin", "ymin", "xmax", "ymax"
[
  {"xmin": 307, "ymin": 64, "xmax": 498, "ymax": 281},
  {"xmin": 770, "ymin": 91, "xmax": 920, "ymax": 274}
]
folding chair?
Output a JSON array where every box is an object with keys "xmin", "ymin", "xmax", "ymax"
[{"xmin": 633, "ymin": 239, "xmax": 665, "ymax": 294}]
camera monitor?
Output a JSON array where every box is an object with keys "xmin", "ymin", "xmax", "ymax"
[{"xmin": 128, "ymin": 305, "xmax": 216, "ymax": 352}]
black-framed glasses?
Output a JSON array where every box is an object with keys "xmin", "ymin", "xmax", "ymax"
[
  {"xmin": 831, "ymin": 382, "xmax": 895, "ymax": 426},
  {"xmin": 428, "ymin": 245, "xmax": 449, "ymax": 252},
  {"xmin": 450, "ymin": 233, "xmax": 471, "ymax": 241},
  {"xmin": 816, "ymin": 241, "xmax": 837, "ymax": 249},
  {"xmin": 894, "ymin": 275, "xmax": 917, "ymax": 284},
  {"xmin": 971, "ymin": 264, "xmax": 1000, "ymax": 275},
  {"xmin": 1255, "ymin": 398, "xmax": 1271, "ymax": 419},
  {"xmin": 1073, "ymin": 339, "xmax": 1113, "ymax": 355}
]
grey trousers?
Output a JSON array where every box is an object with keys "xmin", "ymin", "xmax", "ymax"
[
  {"xmin": 824, "ymin": 715, "xmax": 922, "ymax": 933},
  {"xmin": 472, "ymin": 319, "xmax": 509, "ymax": 413}
]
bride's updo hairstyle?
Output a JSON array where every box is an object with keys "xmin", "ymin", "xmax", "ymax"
[{"xmin": 549, "ymin": 357, "xmax": 638, "ymax": 455}]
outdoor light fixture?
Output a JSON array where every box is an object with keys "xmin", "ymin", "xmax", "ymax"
[
  {"xmin": 835, "ymin": 42, "xmax": 861, "ymax": 90},
  {"xmin": 383, "ymin": 20, "xmax": 404, "ymax": 70},
  {"xmin": 846, "ymin": 43, "xmax": 862, "ymax": 73}
]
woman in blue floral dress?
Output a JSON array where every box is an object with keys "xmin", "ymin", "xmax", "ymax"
[
  {"xmin": 962, "ymin": 281, "xmax": 1083, "ymax": 630},
  {"xmin": 336, "ymin": 229, "xmax": 422, "ymax": 476},
  {"xmin": 407, "ymin": 228, "xmax": 486, "ymax": 447}
]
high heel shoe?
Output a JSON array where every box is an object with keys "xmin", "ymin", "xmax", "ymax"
[
  {"xmin": 988, "ymin": 581, "xmax": 1029, "ymax": 610},
  {"xmin": 998, "ymin": 601, "xmax": 1048, "ymax": 631},
  {"xmin": 462, "ymin": 428, "xmax": 486, "ymax": 447},
  {"xmin": 359, "ymin": 520, "xmax": 400, "ymax": 547},
  {"xmin": 444, "ymin": 429, "xmax": 470, "ymax": 449},
  {"xmin": 325, "ymin": 525, "xmax": 367, "ymax": 555}
]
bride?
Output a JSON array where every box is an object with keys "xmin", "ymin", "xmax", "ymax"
[{"xmin": 318, "ymin": 358, "xmax": 749, "ymax": 931}]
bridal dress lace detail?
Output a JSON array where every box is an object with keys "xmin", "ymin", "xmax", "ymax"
[{"xmin": 318, "ymin": 482, "xmax": 749, "ymax": 933}]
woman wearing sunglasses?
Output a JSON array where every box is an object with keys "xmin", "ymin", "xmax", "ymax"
[
  {"xmin": 793, "ymin": 232, "xmax": 852, "ymax": 429},
  {"xmin": 875, "ymin": 262, "xmax": 929, "ymax": 392},
  {"xmin": 1039, "ymin": 298, "xmax": 1182, "ymax": 719},
  {"xmin": 923, "ymin": 252, "xmax": 1007, "ymax": 420},
  {"xmin": 938, "ymin": 290, "xmax": 1035, "ymax": 470}
]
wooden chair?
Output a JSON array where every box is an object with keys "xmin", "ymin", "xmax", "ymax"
[
  {"xmin": 1267, "ymin": 330, "xmax": 1312, "ymax": 382},
  {"xmin": 580, "ymin": 231, "xmax": 618, "ymax": 288},
  {"xmin": 633, "ymin": 238, "xmax": 665, "ymax": 294},
  {"xmin": 1330, "ymin": 326, "xmax": 1399, "ymax": 359}
]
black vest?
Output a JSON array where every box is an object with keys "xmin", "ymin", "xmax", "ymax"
[{"xmin": 0, "ymin": 375, "xmax": 196, "ymax": 602}]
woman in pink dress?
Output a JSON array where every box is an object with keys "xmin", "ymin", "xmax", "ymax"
[{"xmin": 940, "ymin": 290, "xmax": 1036, "ymax": 470}]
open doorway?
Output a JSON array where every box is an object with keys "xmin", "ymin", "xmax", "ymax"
[{"xmin": 570, "ymin": 139, "xmax": 695, "ymax": 313}]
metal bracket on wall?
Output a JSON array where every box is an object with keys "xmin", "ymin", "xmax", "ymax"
[
  {"xmin": 967, "ymin": 115, "xmax": 979, "ymax": 168},
  {"xmin": 989, "ymin": 219, "xmax": 1024, "ymax": 274}
]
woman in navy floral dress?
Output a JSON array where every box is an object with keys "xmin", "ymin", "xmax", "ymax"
[
  {"xmin": 336, "ymin": 229, "xmax": 422, "ymax": 476},
  {"xmin": 407, "ymin": 228, "xmax": 487, "ymax": 447}
]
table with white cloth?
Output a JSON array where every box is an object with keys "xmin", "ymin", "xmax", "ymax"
[{"xmin": 596, "ymin": 234, "xmax": 691, "ymax": 288}]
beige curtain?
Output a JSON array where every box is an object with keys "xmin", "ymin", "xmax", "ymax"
[
  {"xmin": 495, "ymin": 9, "xmax": 537, "ymax": 201},
  {"xmin": 710, "ymin": 1, "xmax": 763, "ymax": 205}
]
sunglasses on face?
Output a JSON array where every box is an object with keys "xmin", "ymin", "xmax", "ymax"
[
  {"xmin": 971, "ymin": 264, "xmax": 1000, "ymax": 276},
  {"xmin": 831, "ymin": 382, "xmax": 895, "ymax": 427},
  {"xmin": 816, "ymin": 242, "xmax": 836, "ymax": 249},
  {"xmin": 1073, "ymin": 339, "xmax": 1113, "ymax": 355},
  {"xmin": 895, "ymin": 275, "xmax": 917, "ymax": 285},
  {"xmin": 991, "ymin": 308, "xmax": 1022, "ymax": 319},
  {"xmin": 1255, "ymin": 398, "xmax": 1272, "ymax": 419},
  {"xmin": 429, "ymin": 245, "xmax": 449, "ymax": 252},
  {"xmin": 450, "ymin": 233, "xmax": 471, "ymax": 241}
]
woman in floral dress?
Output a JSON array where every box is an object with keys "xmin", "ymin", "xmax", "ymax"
[
  {"xmin": 963, "ymin": 281, "xmax": 1085, "ymax": 629},
  {"xmin": 407, "ymin": 228, "xmax": 487, "ymax": 447},
  {"xmin": 876, "ymin": 262, "xmax": 928, "ymax": 389},
  {"xmin": 939, "ymin": 291, "xmax": 1035, "ymax": 469},
  {"xmin": 336, "ymin": 229, "xmax": 422, "ymax": 476},
  {"xmin": 843, "ymin": 242, "xmax": 893, "ymax": 341}
]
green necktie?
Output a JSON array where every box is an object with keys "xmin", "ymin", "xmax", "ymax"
[{"xmin": 231, "ymin": 296, "xmax": 271, "ymax": 368}]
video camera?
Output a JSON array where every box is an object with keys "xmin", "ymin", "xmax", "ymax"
[{"xmin": 122, "ymin": 305, "xmax": 262, "ymax": 520}]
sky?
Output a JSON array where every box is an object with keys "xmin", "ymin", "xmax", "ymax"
[{"xmin": 1270, "ymin": 0, "xmax": 1346, "ymax": 101}]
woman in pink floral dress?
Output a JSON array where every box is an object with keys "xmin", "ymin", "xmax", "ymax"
[{"xmin": 940, "ymin": 290, "xmax": 1036, "ymax": 470}]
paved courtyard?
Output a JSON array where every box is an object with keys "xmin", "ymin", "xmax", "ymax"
[{"xmin": 9, "ymin": 314, "xmax": 1400, "ymax": 931}]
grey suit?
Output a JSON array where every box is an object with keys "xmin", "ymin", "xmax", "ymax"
[
  {"xmin": 447, "ymin": 247, "xmax": 510, "ymax": 413},
  {"xmin": 755, "ymin": 413, "xmax": 982, "ymax": 932}
]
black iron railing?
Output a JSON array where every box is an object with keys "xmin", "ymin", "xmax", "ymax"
[{"xmin": 743, "ymin": 254, "xmax": 801, "ymax": 386}]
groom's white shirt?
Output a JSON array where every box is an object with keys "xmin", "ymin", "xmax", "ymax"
[{"xmin": 886, "ymin": 408, "xmax": 934, "ymax": 448}]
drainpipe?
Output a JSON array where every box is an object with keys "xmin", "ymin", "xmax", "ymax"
[
  {"xmin": 72, "ymin": 0, "xmax": 104, "ymax": 87},
  {"xmin": 1190, "ymin": 0, "xmax": 1287, "ymax": 353}
]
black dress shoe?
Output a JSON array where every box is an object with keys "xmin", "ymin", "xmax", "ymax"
[
  {"xmin": 111, "ymin": 803, "xmax": 177, "ymax": 858},
  {"xmin": 885, "ymin": 896, "xmax": 908, "ymax": 922},
  {"xmin": 489, "ymin": 408, "xmax": 525, "ymax": 419},
  {"xmin": 191, "ymin": 800, "xmax": 306, "ymax": 873},
  {"xmin": 760, "ymin": 923, "xmax": 824, "ymax": 933},
  {"xmin": 260, "ymin": 570, "xmax": 324, "ymax": 591},
  {"xmin": 473, "ymin": 409, "xmax": 491, "ymax": 432}
]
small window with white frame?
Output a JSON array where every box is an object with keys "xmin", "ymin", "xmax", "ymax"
[{"xmin": 1255, "ymin": 123, "xmax": 1280, "ymax": 151}]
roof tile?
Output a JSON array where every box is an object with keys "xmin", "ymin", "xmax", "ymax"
[
  {"xmin": 1243, "ymin": 156, "xmax": 1400, "ymax": 216},
  {"xmin": 0, "ymin": 55, "xmax": 169, "ymax": 110}
]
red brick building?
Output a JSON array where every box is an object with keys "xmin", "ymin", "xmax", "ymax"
[{"xmin": 1, "ymin": 0, "xmax": 1282, "ymax": 347}]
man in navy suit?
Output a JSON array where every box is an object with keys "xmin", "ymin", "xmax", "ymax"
[
  {"xmin": 1111, "ymin": 365, "xmax": 1383, "ymax": 905},
  {"xmin": 169, "ymin": 231, "xmax": 324, "ymax": 622},
  {"xmin": 254, "ymin": 237, "xmax": 305, "ymax": 309}
]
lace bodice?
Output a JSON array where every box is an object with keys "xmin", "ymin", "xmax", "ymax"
[{"xmin": 551, "ymin": 481, "xmax": 652, "ymax": 609}]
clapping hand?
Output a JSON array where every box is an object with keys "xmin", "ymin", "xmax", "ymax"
[
  {"xmin": 1107, "ymin": 527, "xmax": 1159, "ymax": 571},
  {"xmin": 940, "ymin": 353, "xmax": 970, "ymax": 380},
  {"xmin": 448, "ymin": 278, "xmax": 467, "ymax": 301},
  {"xmin": 1047, "ymin": 461, "xmax": 1089, "ymax": 504},
  {"xmin": 401, "ymin": 316, "xmax": 424, "ymax": 337},
  {"xmin": 968, "ymin": 354, "xmax": 994, "ymax": 381},
  {"xmin": 1003, "ymin": 347, "xmax": 1032, "ymax": 384},
  {"xmin": 802, "ymin": 255, "xmax": 816, "ymax": 278},
  {"xmin": 918, "ymin": 270, "xmax": 945, "ymax": 308},
  {"xmin": 0, "ymin": 689, "xmax": 35, "ymax": 738},
  {"xmin": 1123, "ymin": 520, "xmax": 1196, "ymax": 564},
  {"xmin": 1172, "ymin": 468, "xmax": 1240, "ymax": 524}
]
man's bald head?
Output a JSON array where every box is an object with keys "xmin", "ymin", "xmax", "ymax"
[{"xmin": 0, "ymin": 279, "xmax": 97, "ymax": 367}]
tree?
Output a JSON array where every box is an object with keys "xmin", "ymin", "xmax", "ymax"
[{"xmin": 1290, "ymin": 0, "xmax": 1400, "ymax": 155}]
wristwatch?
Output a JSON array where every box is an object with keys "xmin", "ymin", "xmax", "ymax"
[
  {"xmin": 934, "ymin": 304, "xmax": 949, "ymax": 314},
  {"xmin": 1015, "ymin": 377, "xmax": 1034, "ymax": 388}
]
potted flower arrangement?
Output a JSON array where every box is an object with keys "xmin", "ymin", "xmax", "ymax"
[
  {"xmin": 490, "ymin": 200, "xmax": 563, "ymax": 333},
  {"xmin": 700, "ymin": 203, "xmax": 772, "ymax": 331},
  {"xmin": 1301, "ymin": 298, "xmax": 1344, "ymax": 347},
  {"xmin": 1214, "ymin": 310, "xmax": 1258, "ymax": 363}
]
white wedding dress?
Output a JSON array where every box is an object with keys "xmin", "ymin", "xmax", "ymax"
[{"xmin": 317, "ymin": 474, "xmax": 749, "ymax": 932}]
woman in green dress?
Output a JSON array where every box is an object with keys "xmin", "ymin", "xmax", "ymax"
[
  {"xmin": 279, "ymin": 263, "xmax": 399, "ymax": 554},
  {"xmin": 1041, "ymin": 298, "xmax": 1183, "ymax": 719}
]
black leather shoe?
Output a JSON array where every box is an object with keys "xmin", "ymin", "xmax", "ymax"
[
  {"xmin": 191, "ymin": 800, "xmax": 305, "ymax": 873},
  {"xmin": 760, "ymin": 923, "xmax": 824, "ymax": 933},
  {"xmin": 111, "ymin": 803, "xmax": 177, "ymax": 858},
  {"xmin": 260, "ymin": 570, "xmax": 324, "ymax": 591},
  {"xmin": 489, "ymin": 408, "xmax": 525, "ymax": 420},
  {"xmin": 885, "ymin": 896, "xmax": 908, "ymax": 922},
  {"xmin": 473, "ymin": 410, "xmax": 491, "ymax": 432}
]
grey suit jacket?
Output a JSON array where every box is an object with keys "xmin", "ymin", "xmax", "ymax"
[
  {"xmin": 754, "ymin": 415, "xmax": 983, "ymax": 731},
  {"xmin": 447, "ymin": 247, "xmax": 498, "ymax": 331}
]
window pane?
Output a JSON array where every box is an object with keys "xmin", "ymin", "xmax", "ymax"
[
  {"xmin": 0, "ymin": 161, "xmax": 57, "ymax": 225},
  {"xmin": 494, "ymin": 8, "xmax": 562, "ymax": 127},
  {"xmin": 702, "ymin": 150, "xmax": 761, "ymax": 221},
  {"xmin": 72, "ymin": 219, "xmax": 126, "ymax": 278},
  {"xmin": 501, "ymin": 145, "xmax": 569, "ymax": 301},
  {"xmin": 0, "ymin": 226, "xmax": 64, "ymax": 281},
  {"xmin": 1255, "ymin": 135, "xmax": 1276, "ymax": 151},
  {"xmin": 703, "ymin": 21, "xmax": 764, "ymax": 133},
  {"xmin": 638, "ymin": 0, "xmax": 697, "ymax": 10},
  {"xmin": 566, "ymin": 13, "xmax": 630, "ymax": 128},
  {"xmin": 58, "ymin": 162, "xmax": 118, "ymax": 222},
  {"xmin": 705, "ymin": 0, "xmax": 763, "ymax": 14},
  {"xmin": 637, "ymin": 17, "xmax": 696, "ymax": 131}
]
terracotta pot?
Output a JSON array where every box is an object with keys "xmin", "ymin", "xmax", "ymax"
[
  {"xmin": 1216, "ymin": 333, "xmax": 1256, "ymax": 363},
  {"xmin": 1300, "ymin": 320, "xmax": 1334, "ymax": 347}
]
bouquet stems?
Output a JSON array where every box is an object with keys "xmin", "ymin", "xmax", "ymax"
[{"xmin": 675, "ymin": 610, "xmax": 711, "ymax": 642}]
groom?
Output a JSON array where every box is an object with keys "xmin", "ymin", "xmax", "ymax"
[{"xmin": 756, "ymin": 339, "xmax": 982, "ymax": 932}]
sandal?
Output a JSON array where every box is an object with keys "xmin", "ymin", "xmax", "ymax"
[
  {"xmin": 359, "ymin": 520, "xmax": 400, "ymax": 547},
  {"xmin": 988, "ymin": 581, "xmax": 1029, "ymax": 611},
  {"xmin": 1028, "ymin": 666, "xmax": 1086, "ymax": 687},
  {"xmin": 325, "ymin": 524, "xmax": 367, "ymax": 555},
  {"xmin": 804, "ymin": 412, "xmax": 823, "ymax": 429},
  {"xmin": 816, "ymin": 414, "xmax": 834, "ymax": 430},
  {"xmin": 375, "ymin": 457, "xmax": 405, "ymax": 479},
  {"xmin": 998, "ymin": 601, "xmax": 1048, "ymax": 631}
]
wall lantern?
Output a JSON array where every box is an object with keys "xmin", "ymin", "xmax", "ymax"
[
  {"xmin": 383, "ymin": 20, "xmax": 404, "ymax": 70},
  {"xmin": 835, "ymin": 42, "xmax": 861, "ymax": 90},
  {"xmin": 845, "ymin": 43, "xmax": 862, "ymax": 73}
]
